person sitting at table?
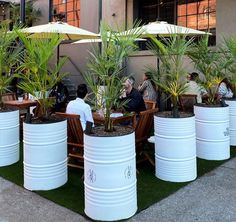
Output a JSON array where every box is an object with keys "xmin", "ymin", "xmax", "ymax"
[
  {"xmin": 66, "ymin": 84, "xmax": 94, "ymax": 131},
  {"xmin": 138, "ymin": 72, "xmax": 157, "ymax": 102},
  {"xmin": 120, "ymin": 76, "xmax": 146, "ymax": 113},
  {"xmin": 184, "ymin": 72, "xmax": 207, "ymax": 103},
  {"xmin": 217, "ymin": 78, "xmax": 234, "ymax": 99},
  {"xmin": 50, "ymin": 81, "xmax": 69, "ymax": 112}
]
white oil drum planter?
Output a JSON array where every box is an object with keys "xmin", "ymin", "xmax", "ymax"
[
  {"xmin": 194, "ymin": 104, "xmax": 230, "ymax": 160},
  {"xmin": 0, "ymin": 110, "xmax": 19, "ymax": 166},
  {"xmin": 225, "ymin": 99, "xmax": 236, "ymax": 146},
  {"xmin": 84, "ymin": 126, "xmax": 137, "ymax": 221},
  {"xmin": 154, "ymin": 113, "xmax": 196, "ymax": 182},
  {"xmin": 23, "ymin": 119, "xmax": 68, "ymax": 190}
]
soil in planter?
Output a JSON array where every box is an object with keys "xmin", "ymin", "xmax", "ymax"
[
  {"xmin": 87, "ymin": 125, "xmax": 134, "ymax": 137},
  {"xmin": 156, "ymin": 111, "xmax": 194, "ymax": 118},
  {"xmin": 29, "ymin": 115, "xmax": 65, "ymax": 124},
  {"xmin": 0, "ymin": 106, "xmax": 18, "ymax": 112}
]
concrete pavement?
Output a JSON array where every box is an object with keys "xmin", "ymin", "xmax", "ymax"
[{"xmin": 0, "ymin": 157, "xmax": 236, "ymax": 222}]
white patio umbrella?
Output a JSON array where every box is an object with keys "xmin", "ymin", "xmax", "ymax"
[
  {"xmin": 20, "ymin": 21, "xmax": 99, "ymax": 62},
  {"xmin": 72, "ymin": 38, "xmax": 146, "ymax": 44},
  {"xmin": 120, "ymin": 21, "xmax": 211, "ymax": 37}
]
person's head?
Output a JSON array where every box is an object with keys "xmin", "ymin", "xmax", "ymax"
[
  {"xmin": 143, "ymin": 72, "xmax": 152, "ymax": 81},
  {"xmin": 186, "ymin": 73, "xmax": 191, "ymax": 82},
  {"xmin": 77, "ymin": 84, "xmax": 88, "ymax": 99},
  {"xmin": 190, "ymin": 72, "xmax": 199, "ymax": 81},
  {"xmin": 220, "ymin": 78, "xmax": 232, "ymax": 90},
  {"xmin": 124, "ymin": 76, "xmax": 135, "ymax": 89}
]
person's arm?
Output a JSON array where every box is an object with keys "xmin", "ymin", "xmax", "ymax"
[
  {"xmin": 138, "ymin": 80, "xmax": 148, "ymax": 93},
  {"xmin": 125, "ymin": 91, "xmax": 140, "ymax": 112},
  {"xmin": 85, "ymin": 105, "xmax": 94, "ymax": 124},
  {"xmin": 218, "ymin": 83, "xmax": 227, "ymax": 97}
]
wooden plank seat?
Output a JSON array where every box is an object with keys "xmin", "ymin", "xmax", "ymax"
[
  {"xmin": 179, "ymin": 94, "xmax": 197, "ymax": 113},
  {"xmin": 55, "ymin": 112, "xmax": 84, "ymax": 170},
  {"xmin": 144, "ymin": 99, "xmax": 157, "ymax": 110},
  {"xmin": 2, "ymin": 92, "xmax": 17, "ymax": 102},
  {"xmin": 135, "ymin": 108, "xmax": 159, "ymax": 167}
]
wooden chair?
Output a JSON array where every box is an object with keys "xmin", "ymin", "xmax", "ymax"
[
  {"xmin": 135, "ymin": 108, "xmax": 158, "ymax": 166},
  {"xmin": 55, "ymin": 112, "xmax": 84, "ymax": 170},
  {"xmin": 179, "ymin": 94, "xmax": 197, "ymax": 113},
  {"xmin": 2, "ymin": 93, "xmax": 16, "ymax": 102},
  {"xmin": 144, "ymin": 99, "xmax": 156, "ymax": 110}
]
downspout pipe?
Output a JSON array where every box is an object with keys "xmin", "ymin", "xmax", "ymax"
[
  {"xmin": 98, "ymin": 0, "xmax": 102, "ymax": 31},
  {"xmin": 125, "ymin": 0, "xmax": 128, "ymax": 29},
  {"xmin": 20, "ymin": 0, "xmax": 25, "ymax": 24},
  {"xmin": 49, "ymin": 0, "xmax": 53, "ymax": 22}
]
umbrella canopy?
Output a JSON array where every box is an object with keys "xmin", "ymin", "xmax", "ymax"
[
  {"xmin": 21, "ymin": 21, "xmax": 99, "ymax": 40},
  {"xmin": 72, "ymin": 38, "xmax": 146, "ymax": 44},
  {"xmin": 121, "ymin": 21, "xmax": 211, "ymax": 37},
  {"xmin": 20, "ymin": 22, "xmax": 99, "ymax": 64}
]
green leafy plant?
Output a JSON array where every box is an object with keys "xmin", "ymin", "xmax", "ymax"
[
  {"xmin": 0, "ymin": 21, "xmax": 23, "ymax": 110},
  {"xmin": 84, "ymin": 22, "xmax": 143, "ymax": 132},
  {"xmin": 10, "ymin": 0, "xmax": 41, "ymax": 27},
  {"xmin": 188, "ymin": 36, "xmax": 227, "ymax": 105},
  {"xmin": 147, "ymin": 34, "xmax": 193, "ymax": 117},
  {"xmin": 16, "ymin": 32, "xmax": 68, "ymax": 119},
  {"xmin": 221, "ymin": 37, "xmax": 236, "ymax": 97}
]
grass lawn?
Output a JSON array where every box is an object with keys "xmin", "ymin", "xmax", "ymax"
[{"xmin": 0, "ymin": 144, "xmax": 235, "ymax": 216}]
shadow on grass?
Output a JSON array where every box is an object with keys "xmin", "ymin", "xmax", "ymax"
[{"xmin": 0, "ymin": 144, "xmax": 235, "ymax": 216}]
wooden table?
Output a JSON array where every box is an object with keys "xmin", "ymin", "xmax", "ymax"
[
  {"xmin": 92, "ymin": 112, "xmax": 136, "ymax": 128},
  {"xmin": 3, "ymin": 99, "xmax": 38, "ymax": 112}
]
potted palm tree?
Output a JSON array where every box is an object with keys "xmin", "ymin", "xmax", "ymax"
[
  {"xmin": 0, "ymin": 21, "xmax": 22, "ymax": 167},
  {"xmin": 16, "ymin": 31, "xmax": 68, "ymax": 191},
  {"xmin": 83, "ymin": 22, "xmax": 142, "ymax": 221},
  {"xmin": 220, "ymin": 37, "xmax": 236, "ymax": 146},
  {"xmin": 147, "ymin": 34, "xmax": 197, "ymax": 182},
  {"xmin": 188, "ymin": 36, "xmax": 230, "ymax": 160}
]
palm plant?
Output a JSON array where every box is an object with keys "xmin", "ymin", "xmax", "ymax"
[
  {"xmin": 188, "ymin": 36, "xmax": 227, "ymax": 105},
  {"xmin": 16, "ymin": 32, "xmax": 68, "ymax": 119},
  {"xmin": 0, "ymin": 21, "xmax": 23, "ymax": 110},
  {"xmin": 10, "ymin": 0, "xmax": 41, "ymax": 27},
  {"xmin": 222, "ymin": 37, "xmax": 236, "ymax": 97},
  {"xmin": 147, "ymin": 34, "xmax": 193, "ymax": 117},
  {"xmin": 84, "ymin": 22, "xmax": 143, "ymax": 132}
]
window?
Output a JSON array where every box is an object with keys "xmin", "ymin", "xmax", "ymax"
[
  {"xmin": 51, "ymin": 0, "xmax": 80, "ymax": 27},
  {"xmin": 136, "ymin": 0, "xmax": 216, "ymax": 46}
]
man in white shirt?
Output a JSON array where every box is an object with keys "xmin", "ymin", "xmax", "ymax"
[
  {"xmin": 66, "ymin": 84, "xmax": 94, "ymax": 130},
  {"xmin": 184, "ymin": 72, "xmax": 207, "ymax": 103}
]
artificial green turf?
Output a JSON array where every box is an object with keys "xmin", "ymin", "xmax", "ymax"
[{"xmin": 0, "ymin": 144, "xmax": 236, "ymax": 217}]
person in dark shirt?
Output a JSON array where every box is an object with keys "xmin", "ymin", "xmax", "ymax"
[
  {"xmin": 50, "ymin": 81, "xmax": 69, "ymax": 112},
  {"xmin": 120, "ymin": 76, "xmax": 146, "ymax": 113}
]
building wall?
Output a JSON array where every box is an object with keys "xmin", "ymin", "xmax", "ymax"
[
  {"xmin": 31, "ymin": 0, "xmax": 236, "ymax": 87},
  {"xmin": 216, "ymin": 0, "xmax": 236, "ymax": 45}
]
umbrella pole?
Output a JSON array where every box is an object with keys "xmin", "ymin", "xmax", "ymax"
[{"xmin": 57, "ymin": 44, "xmax": 60, "ymax": 65}]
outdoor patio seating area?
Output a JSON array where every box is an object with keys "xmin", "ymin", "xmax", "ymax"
[{"xmin": 1, "ymin": 0, "xmax": 236, "ymax": 221}]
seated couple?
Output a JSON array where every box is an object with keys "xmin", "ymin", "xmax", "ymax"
[
  {"xmin": 185, "ymin": 73, "xmax": 234, "ymax": 103},
  {"xmin": 66, "ymin": 77, "xmax": 146, "ymax": 130}
]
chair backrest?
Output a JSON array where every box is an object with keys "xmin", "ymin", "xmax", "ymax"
[
  {"xmin": 144, "ymin": 99, "xmax": 156, "ymax": 110},
  {"xmin": 55, "ymin": 112, "xmax": 83, "ymax": 146},
  {"xmin": 135, "ymin": 108, "xmax": 158, "ymax": 143},
  {"xmin": 179, "ymin": 94, "xmax": 197, "ymax": 113},
  {"xmin": 2, "ymin": 93, "xmax": 16, "ymax": 102}
]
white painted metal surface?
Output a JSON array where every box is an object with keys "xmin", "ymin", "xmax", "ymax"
[
  {"xmin": 194, "ymin": 105, "xmax": 230, "ymax": 160},
  {"xmin": 225, "ymin": 100, "xmax": 236, "ymax": 146},
  {"xmin": 0, "ymin": 110, "xmax": 19, "ymax": 166},
  {"xmin": 23, "ymin": 120, "xmax": 68, "ymax": 190},
  {"xmin": 84, "ymin": 131, "xmax": 137, "ymax": 221},
  {"xmin": 155, "ymin": 115, "xmax": 196, "ymax": 182}
]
